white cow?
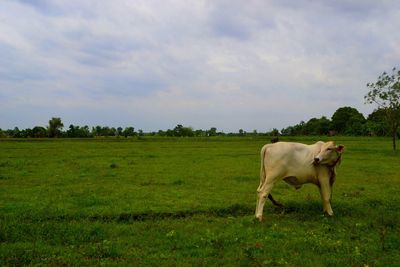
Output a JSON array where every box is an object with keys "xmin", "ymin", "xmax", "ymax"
[{"xmin": 255, "ymin": 141, "xmax": 344, "ymax": 221}]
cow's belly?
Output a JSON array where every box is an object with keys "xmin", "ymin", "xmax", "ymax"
[
  {"xmin": 283, "ymin": 173, "xmax": 317, "ymax": 189},
  {"xmin": 283, "ymin": 176, "xmax": 304, "ymax": 189}
]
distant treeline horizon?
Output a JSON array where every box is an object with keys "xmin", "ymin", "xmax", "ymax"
[{"xmin": 1, "ymin": 106, "xmax": 399, "ymax": 138}]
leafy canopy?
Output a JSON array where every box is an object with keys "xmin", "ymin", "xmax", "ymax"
[{"xmin": 365, "ymin": 67, "xmax": 400, "ymax": 109}]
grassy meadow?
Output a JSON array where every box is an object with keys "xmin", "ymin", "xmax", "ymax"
[{"xmin": 0, "ymin": 137, "xmax": 399, "ymax": 266}]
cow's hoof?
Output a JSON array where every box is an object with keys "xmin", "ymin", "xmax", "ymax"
[
  {"xmin": 254, "ymin": 216, "xmax": 263, "ymax": 222},
  {"xmin": 324, "ymin": 211, "xmax": 334, "ymax": 216}
]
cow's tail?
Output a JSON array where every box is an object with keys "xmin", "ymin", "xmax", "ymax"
[{"xmin": 258, "ymin": 145, "xmax": 267, "ymax": 191}]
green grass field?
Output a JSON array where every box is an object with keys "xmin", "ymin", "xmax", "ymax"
[{"xmin": 0, "ymin": 137, "xmax": 399, "ymax": 266}]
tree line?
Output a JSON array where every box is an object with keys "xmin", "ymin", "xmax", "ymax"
[
  {"xmin": 1, "ymin": 67, "xmax": 399, "ymax": 150},
  {"xmin": 0, "ymin": 120, "xmax": 227, "ymax": 138},
  {"xmin": 280, "ymin": 106, "xmax": 397, "ymax": 137},
  {"xmin": 0, "ymin": 106, "xmax": 398, "ymax": 139}
]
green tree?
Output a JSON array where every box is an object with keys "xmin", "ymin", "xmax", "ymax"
[
  {"xmin": 67, "ymin": 125, "xmax": 91, "ymax": 138},
  {"xmin": 207, "ymin": 127, "xmax": 217, "ymax": 137},
  {"xmin": 172, "ymin": 124, "xmax": 194, "ymax": 137},
  {"xmin": 67, "ymin": 124, "xmax": 78, "ymax": 137},
  {"xmin": 21, "ymin": 128, "xmax": 33, "ymax": 138},
  {"xmin": 366, "ymin": 108, "xmax": 389, "ymax": 136},
  {"xmin": 173, "ymin": 125, "xmax": 184, "ymax": 137},
  {"xmin": 281, "ymin": 126, "xmax": 295, "ymax": 136},
  {"xmin": 80, "ymin": 126, "xmax": 91, "ymax": 137},
  {"xmin": 282, "ymin": 122, "xmax": 304, "ymax": 136},
  {"xmin": 165, "ymin": 129, "xmax": 174, "ymax": 136},
  {"xmin": 123, "ymin": 127, "xmax": 136, "ymax": 137},
  {"xmin": 32, "ymin": 126, "xmax": 47, "ymax": 138},
  {"xmin": 194, "ymin": 129, "xmax": 205, "ymax": 137},
  {"xmin": 303, "ymin": 117, "xmax": 331, "ymax": 135},
  {"xmin": 48, "ymin": 117, "xmax": 64, "ymax": 138},
  {"xmin": 365, "ymin": 67, "xmax": 400, "ymax": 151},
  {"xmin": 292, "ymin": 121, "xmax": 306, "ymax": 136},
  {"xmin": 331, "ymin": 107, "xmax": 365, "ymax": 135},
  {"xmin": 93, "ymin": 126, "xmax": 102, "ymax": 136},
  {"xmin": 96, "ymin": 126, "xmax": 116, "ymax": 137},
  {"xmin": 181, "ymin": 126, "xmax": 194, "ymax": 137},
  {"xmin": 269, "ymin": 128, "xmax": 280, "ymax": 136},
  {"xmin": 12, "ymin": 127, "xmax": 22, "ymax": 138},
  {"xmin": 117, "ymin": 127, "xmax": 123, "ymax": 137}
]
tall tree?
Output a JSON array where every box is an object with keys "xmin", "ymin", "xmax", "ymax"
[
  {"xmin": 303, "ymin": 117, "xmax": 331, "ymax": 135},
  {"xmin": 48, "ymin": 117, "xmax": 64, "ymax": 138},
  {"xmin": 331, "ymin": 107, "xmax": 365, "ymax": 135},
  {"xmin": 365, "ymin": 68, "xmax": 400, "ymax": 151},
  {"xmin": 32, "ymin": 126, "xmax": 47, "ymax": 138},
  {"xmin": 123, "ymin": 127, "xmax": 136, "ymax": 137},
  {"xmin": 207, "ymin": 127, "xmax": 217, "ymax": 137},
  {"xmin": 366, "ymin": 108, "xmax": 389, "ymax": 136}
]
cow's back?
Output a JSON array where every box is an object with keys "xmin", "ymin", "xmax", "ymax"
[
  {"xmin": 263, "ymin": 142, "xmax": 312, "ymax": 162},
  {"xmin": 262, "ymin": 141, "xmax": 321, "ymax": 178}
]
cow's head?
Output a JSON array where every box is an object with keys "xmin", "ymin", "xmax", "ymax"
[{"xmin": 314, "ymin": 141, "xmax": 345, "ymax": 166}]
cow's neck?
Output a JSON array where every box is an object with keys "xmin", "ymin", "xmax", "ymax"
[
  {"xmin": 327, "ymin": 154, "xmax": 341, "ymax": 185},
  {"xmin": 331, "ymin": 154, "xmax": 342, "ymax": 168}
]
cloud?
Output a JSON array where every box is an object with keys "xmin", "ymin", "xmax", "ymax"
[{"xmin": 1, "ymin": 0, "xmax": 400, "ymax": 131}]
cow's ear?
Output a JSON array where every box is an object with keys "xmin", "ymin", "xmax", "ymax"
[{"xmin": 336, "ymin": 145, "xmax": 345, "ymax": 153}]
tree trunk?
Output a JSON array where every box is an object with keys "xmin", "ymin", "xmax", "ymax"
[
  {"xmin": 389, "ymin": 115, "xmax": 398, "ymax": 151},
  {"xmin": 392, "ymin": 123, "xmax": 398, "ymax": 151}
]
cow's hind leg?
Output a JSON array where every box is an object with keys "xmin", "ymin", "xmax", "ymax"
[
  {"xmin": 255, "ymin": 180, "xmax": 275, "ymax": 221},
  {"xmin": 268, "ymin": 194, "xmax": 284, "ymax": 207}
]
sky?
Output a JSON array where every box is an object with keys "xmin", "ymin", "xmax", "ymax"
[{"xmin": 1, "ymin": 0, "xmax": 400, "ymax": 132}]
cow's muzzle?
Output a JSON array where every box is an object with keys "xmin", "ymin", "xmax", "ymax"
[{"xmin": 313, "ymin": 157, "xmax": 321, "ymax": 164}]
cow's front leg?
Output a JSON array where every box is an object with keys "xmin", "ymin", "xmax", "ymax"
[{"xmin": 318, "ymin": 177, "xmax": 333, "ymax": 216}]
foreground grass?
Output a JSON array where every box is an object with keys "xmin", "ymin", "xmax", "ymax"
[{"xmin": 0, "ymin": 137, "xmax": 399, "ymax": 266}]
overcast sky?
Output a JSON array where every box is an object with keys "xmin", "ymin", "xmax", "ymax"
[{"xmin": 1, "ymin": 0, "xmax": 399, "ymax": 132}]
